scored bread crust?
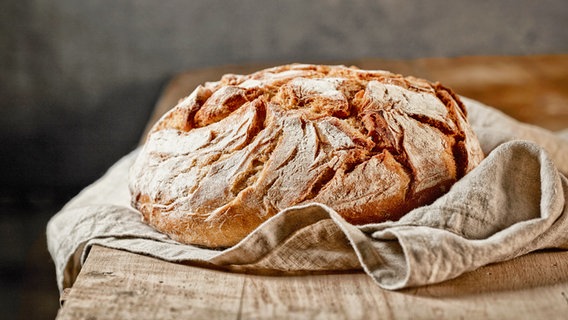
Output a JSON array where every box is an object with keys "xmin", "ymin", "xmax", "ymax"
[{"xmin": 129, "ymin": 64, "xmax": 484, "ymax": 248}]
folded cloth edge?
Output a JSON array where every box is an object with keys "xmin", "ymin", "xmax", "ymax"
[{"xmin": 46, "ymin": 99, "xmax": 568, "ymax": 293}]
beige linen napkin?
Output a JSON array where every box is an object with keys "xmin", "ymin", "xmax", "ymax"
[{"xmin": 47, "ymin": 98, "xmax": 568, "ymax": 292}]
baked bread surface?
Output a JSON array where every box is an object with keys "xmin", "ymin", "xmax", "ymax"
[{"xmin": 129, "ymin": 64, "xmax": 484, "ymax": 248}]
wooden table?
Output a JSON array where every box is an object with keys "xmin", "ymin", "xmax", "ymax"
[{"xmin": 56, "ymin": 55, "xmax": 568, "ymax": 319}]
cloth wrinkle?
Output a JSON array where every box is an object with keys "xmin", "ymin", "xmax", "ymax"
[{"xmin": 47, "ymin": 98, "xmax": 568, "ymax": 292}]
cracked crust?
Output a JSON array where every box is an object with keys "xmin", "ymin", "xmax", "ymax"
[{"xmin": 129, "ymin": 64, "xmax": 484, "ymax": 248}]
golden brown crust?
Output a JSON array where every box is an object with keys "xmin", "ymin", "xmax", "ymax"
[{"xmin": 129, "ymin": 64, "xmax": 484, "ymax": 248}]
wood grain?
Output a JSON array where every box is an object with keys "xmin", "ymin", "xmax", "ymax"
[
  {"xmin": 56, "ymin": 246, "xmax": 568, "ymax": 319},
  {"xmin": 58, "ymin": 55, "xmax": 568, "ymax": 319},
  {"xmin": 56, "ymin": 246, "xmax": 245, "ymax": 319}
]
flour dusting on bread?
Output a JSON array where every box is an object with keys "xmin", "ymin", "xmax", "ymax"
[{"xmin": 129, "ymin": 64, "xmax": 484, "ymax": 248}]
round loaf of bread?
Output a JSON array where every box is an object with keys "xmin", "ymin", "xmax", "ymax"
[{"xmin": 129, "ymin": 64, "xmax": 484, "ymax": 248}]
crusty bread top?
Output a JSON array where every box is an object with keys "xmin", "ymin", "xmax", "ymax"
[{"xmin": 129, "ymin": 64, "xmax": 484, "ymax": 248}]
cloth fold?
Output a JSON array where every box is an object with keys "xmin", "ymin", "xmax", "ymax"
[{"xmin": 47, "ymin": 98, "xmax": 568, "ymax": 292}]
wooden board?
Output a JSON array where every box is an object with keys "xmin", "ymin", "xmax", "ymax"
[
  {"xmin": 56, "ymin": 246, "xmax": 568, "ymax": 319},
  {"xmin": 57, "ymin": 55, "xmax": 568, "ymax": 319}
]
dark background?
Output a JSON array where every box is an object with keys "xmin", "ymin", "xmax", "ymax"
[{"xmin": 1, "ymin": 1, "xmax": 567, "ymax": 319}]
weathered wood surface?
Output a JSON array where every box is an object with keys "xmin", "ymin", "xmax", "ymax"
[
  {"xmin": 57, "ymin": 245, "xmax": 568, "ymax": 319},
  {"xmin": 57, "ymin": 55, "xmax": 568, "ymax": 319}
]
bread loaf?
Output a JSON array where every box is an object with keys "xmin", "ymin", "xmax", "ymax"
[{"xmin": 129, "ymin": 64, "xmax": 484, "ymax": 248}]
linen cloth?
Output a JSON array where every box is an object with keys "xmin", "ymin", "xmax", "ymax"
[{"xmin": 47, "ymin": 98, "xmax": 568, "ymax": 292}]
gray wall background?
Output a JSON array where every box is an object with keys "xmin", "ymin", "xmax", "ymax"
[{"xmin": 1, "ymin": 0, "xmax": 567, "ymax": 190}]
